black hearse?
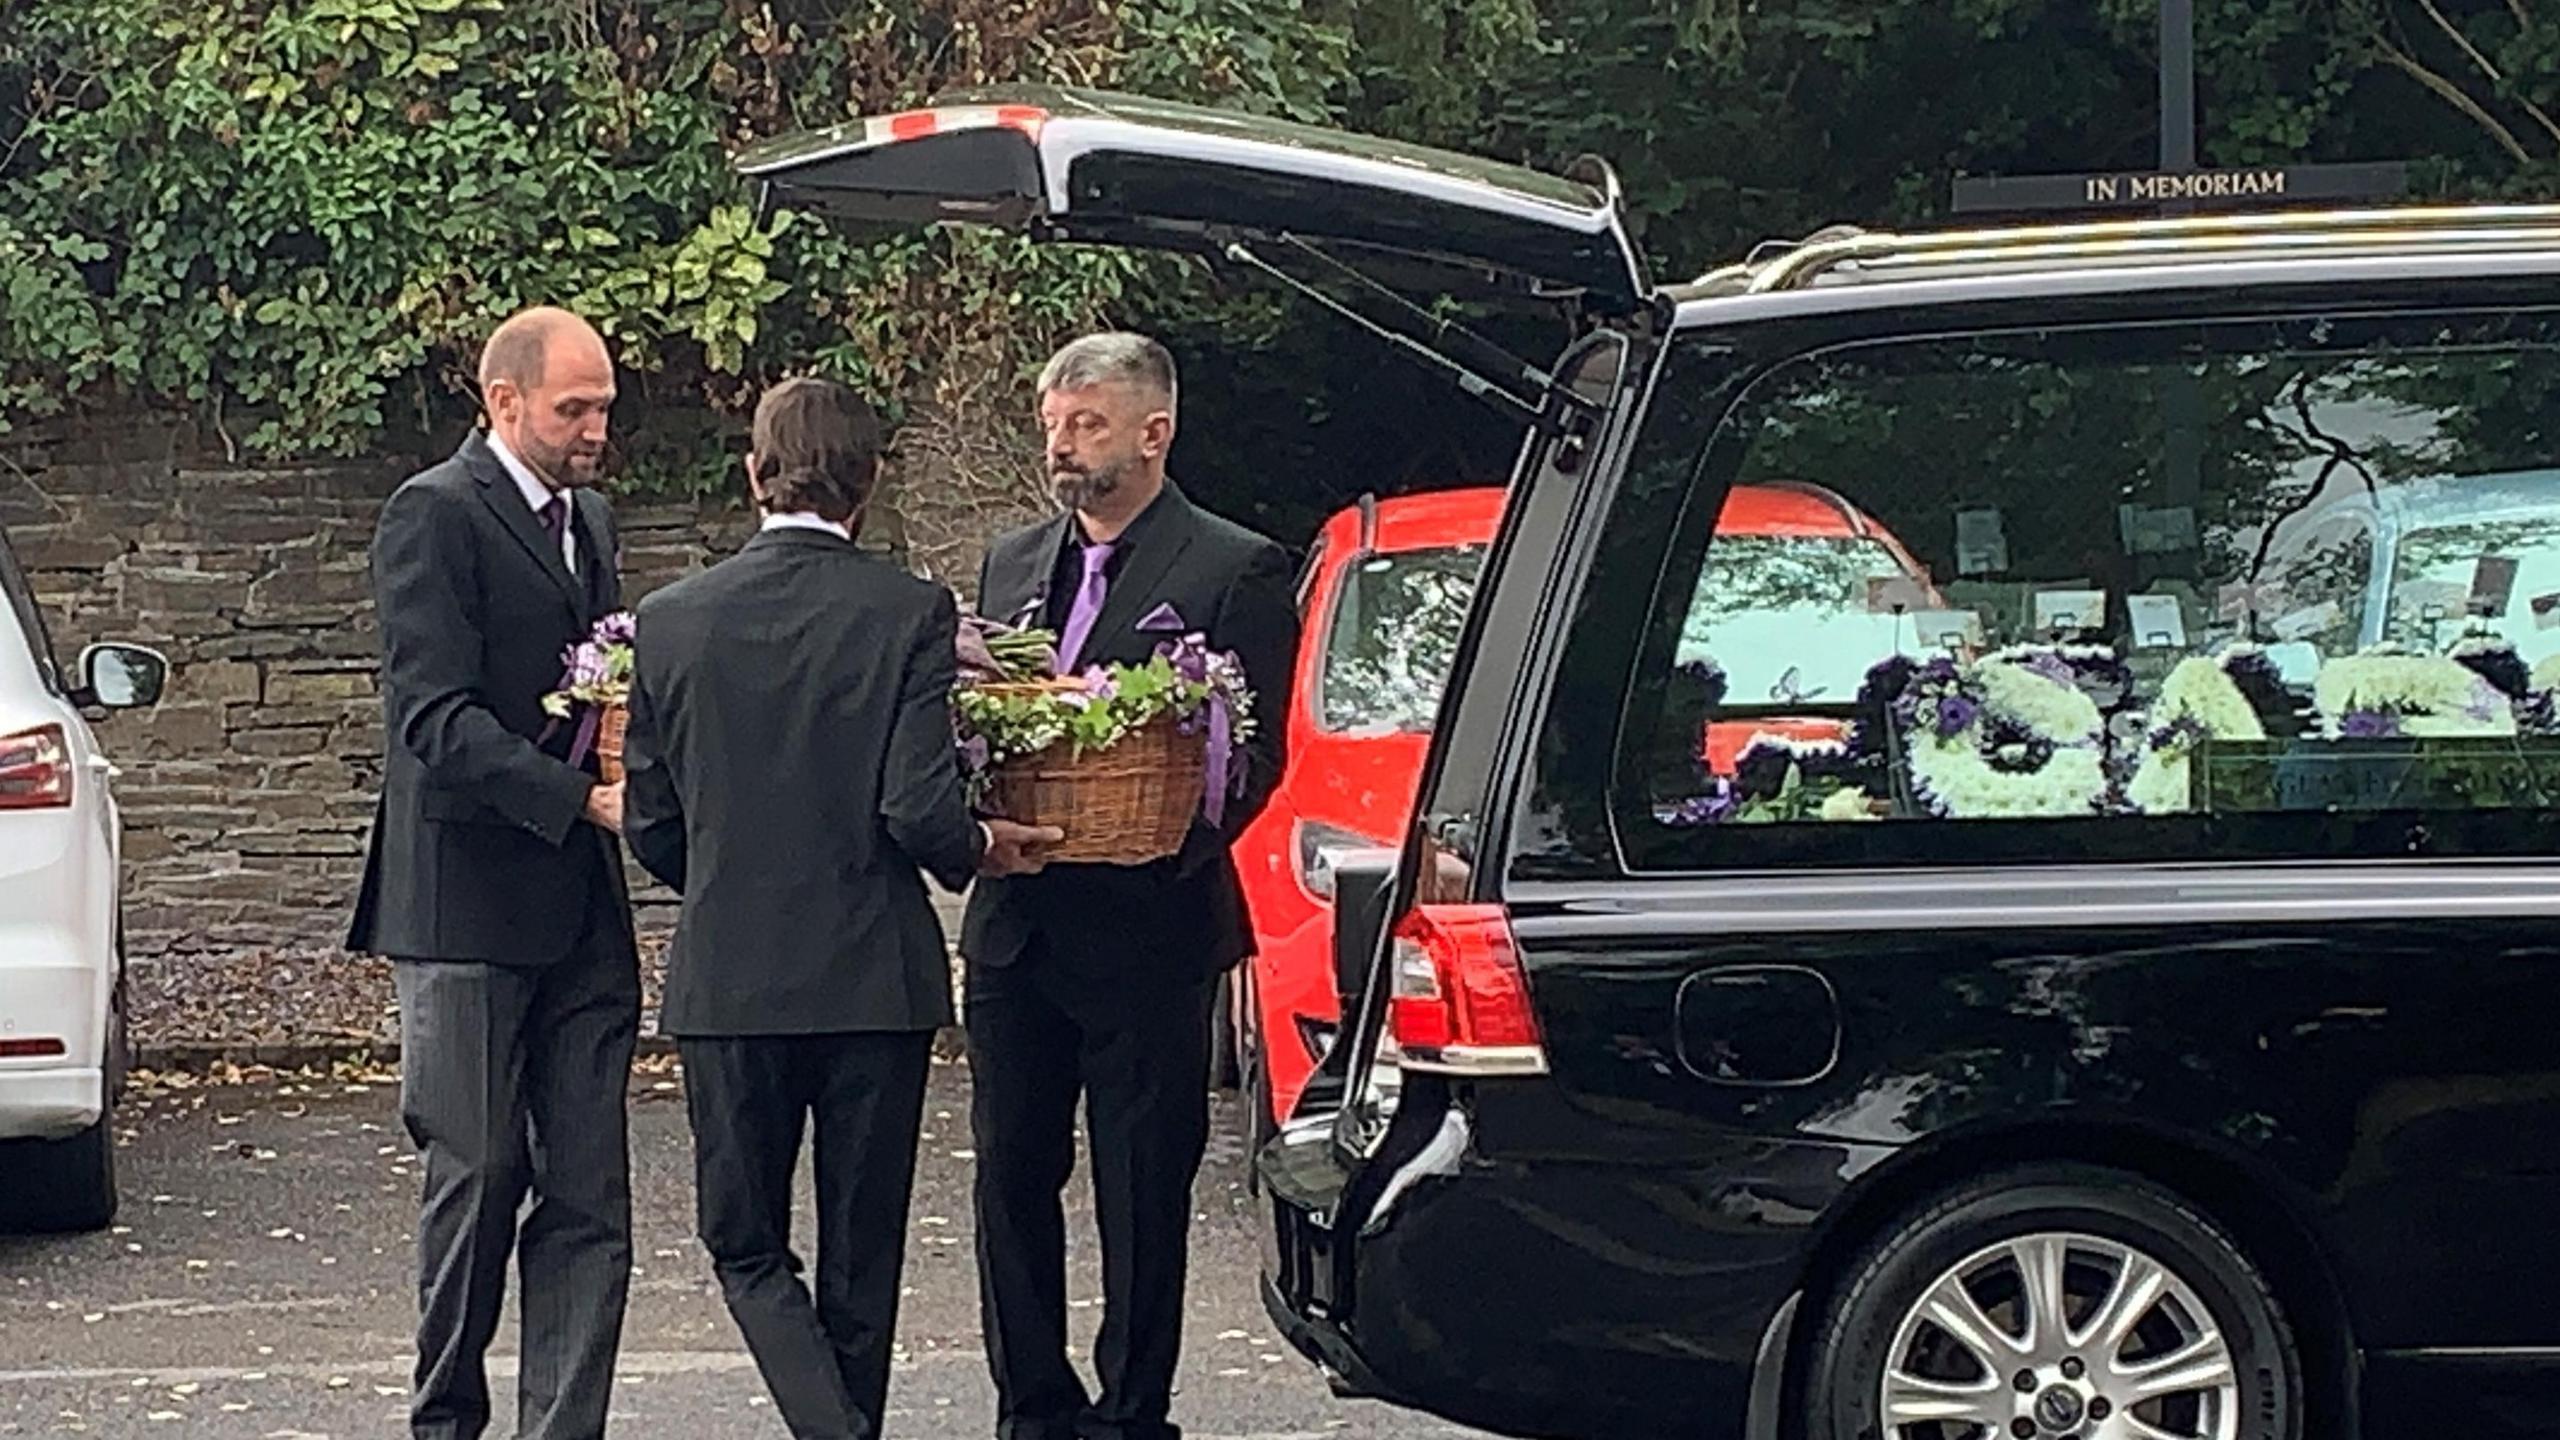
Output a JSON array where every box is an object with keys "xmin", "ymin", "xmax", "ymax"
[{"xmin": 743, "ymin": 89, "xmax": 2560, "ymax": 1440}]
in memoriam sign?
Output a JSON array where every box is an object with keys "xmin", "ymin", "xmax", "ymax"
[{"xmin": 1952, "ymin": 161, "xmax": 2411, "ymax": 215}]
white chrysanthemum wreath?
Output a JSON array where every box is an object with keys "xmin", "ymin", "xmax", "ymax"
[
  {"xmin": 1895, "ymin": 653, "xmax": 2108, "ymax": 818},
  {"xmin": 2315, "ymin": 643, "xmax": 2515, "ymax": 740},
  {"xmin": 2125, "ymin": 649, "xmax": 2271, "ymax": 815}
]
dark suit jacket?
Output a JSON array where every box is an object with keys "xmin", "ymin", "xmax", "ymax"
[
  {"xmin": 348, "ymin": 430, "xmax": 629, "ymax": 965},
  {"xmin": 620, "ymin": 526, "xmax": 988, "ymax": 1037},
  {"xmin": 961, "ymin": 483, "xmax": 1299, "ymax": 984}
]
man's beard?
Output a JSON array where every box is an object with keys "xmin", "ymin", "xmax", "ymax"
[
  {"xmin": 1050, "ymin": 455, "xmax": 1131, "ymax": 512},
  {"xmin": 521, "ymin": 434, "xmax": 604, "ymax": 488}
]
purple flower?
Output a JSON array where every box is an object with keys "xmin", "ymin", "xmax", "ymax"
[
  {"xmin": 1155, "ymin": 637, "xmax": 1211, "ymax": 684},
  {"xmin": 2020, "ymin": 651, "xmax": 2076, "ymax": 687},
  {"xmin": 2148, "ymin": 715, "xmax": 2210, "ymax": 752},
  {"xmin": 593, "ymin": 611, "xmax": 636, "ymax": 645},
  {"xmin": 1077, "ymin": 666, "xmax": 1119, "ymax": 701},
  {"xmin": 959, "ymin": 735, "xmax": 991, "ymax": 772},
  {"xmin": 1935, "ymin": 694, "xmax": 1979, "ymax": 739},
  {"xmin": 1659, "ymin": 779, "xmax": 1741, "ymax": 827},
  {"xmin": 2340, "ymin": 709, "xmax": 2403, "ymax": 739}
]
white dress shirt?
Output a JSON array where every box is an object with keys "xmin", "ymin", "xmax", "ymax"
[
  {"xmin": 759, "ymin": 511, "xmax": 855, "ymax": 542},
  {"xmin": 488, "ymin": 430, "xmax": 577, "ymax": 576}
]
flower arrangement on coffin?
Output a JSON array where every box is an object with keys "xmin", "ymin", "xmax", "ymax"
[
  {"xmin": 2313, "ymin": 643, "xmax": 2517, "ymax": 740},
  {"xmin": 1894, "ymin": 650, "xmax": 2111, "ymax": 818},
  {"xmin": 1657, "ymin": 732, "xmax": 1880, "ymax": 827},
  {"xmin": 541, "ymin": 610, "xmax": 635, "ymax": 783},
  {"xmin": 2124, "ymin": 646, "xmax": 2279, "ymax": 815},
  {"xmin": 953, "ymin": 605, "xmax": 1256, "ymax": 865}
]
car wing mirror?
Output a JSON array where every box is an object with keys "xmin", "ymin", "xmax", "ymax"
[{"xmin": 74, "ymin": 642, "xmax": 169, "ymax": 710}]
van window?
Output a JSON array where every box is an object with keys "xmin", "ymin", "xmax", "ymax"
[
  {"xmin": 1318, "ymin": 544, "xmax": 1485, "ymax": 735},
  {"xmin": 1616, "ymin": 311, "xmax": 2560, "ymax": 868}
]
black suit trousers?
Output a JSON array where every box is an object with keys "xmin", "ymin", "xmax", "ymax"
[
  {"xmin": 965, "ymin": 948, "xmax": 1219, "ymax": 1440},
  {"xmin": 680, "ymin": 1031, "xmax": 934, "ymax": 1440},
  {"xmin": 391, "ymin": 862, "xmax": 639, "ymax": 1440}
]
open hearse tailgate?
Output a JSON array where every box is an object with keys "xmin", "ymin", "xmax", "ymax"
[{"xmin": 734, "ymin": 85, "xmax": 1650, "ymax": 314}]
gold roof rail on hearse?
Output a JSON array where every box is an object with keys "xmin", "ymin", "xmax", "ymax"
[{"xmin": 1694, "ymin": 202, "xmax": 2560, "ymax": 295}]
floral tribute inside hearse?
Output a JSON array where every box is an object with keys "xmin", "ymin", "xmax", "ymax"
[{"xmin": 1633, "ymin": 322, "xmax": 2560, "ymax": 836}]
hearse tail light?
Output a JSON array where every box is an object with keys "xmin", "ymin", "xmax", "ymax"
[
  {"xmin": 1386, "ymin": 903, "xmax": 1547, "ymax": 1077},
  {"xmin": 0, "ymin": 724, "xmax": 72, "ymax": 810}
]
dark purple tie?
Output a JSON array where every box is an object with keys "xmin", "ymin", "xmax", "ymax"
[
  {"xmin": 1055, "ymin": 541, "xmax": 1114, "ymax": 673},
  {"xmin": 538, "ymin": 495, "xmax": 569, "ymax": 569}
]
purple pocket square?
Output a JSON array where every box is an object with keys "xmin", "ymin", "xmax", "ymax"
[{"xmin": 1136, "ymin": 602, "xmax": 1188, "ymax": 633}]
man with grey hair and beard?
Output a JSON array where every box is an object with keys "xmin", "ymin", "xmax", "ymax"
[{"xmin": 961, "ymin": 331, "xmax": 1300, "ymax": 1440}]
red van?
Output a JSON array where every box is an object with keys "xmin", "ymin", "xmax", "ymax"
[{"xmin": 1233, "ymin": 481, "xmax": 1937, "ymax": 1126}]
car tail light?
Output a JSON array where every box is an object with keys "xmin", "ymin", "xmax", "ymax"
[
  {"xmin": 1386, "ymin": 903, "xmax": 1547, "ymax": 1076},
  {"xmin": 0, "ymin": 1037, "xmax": 66, "ymax": 1059},
  {"xmin": 0, "ymin": 724, "xmax": 72, "ymax": 810}
]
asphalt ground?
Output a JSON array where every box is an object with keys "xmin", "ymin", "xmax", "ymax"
[{"xmin": 0, "ymin": 1056, "xmax": 1483, "ymax": 1440}]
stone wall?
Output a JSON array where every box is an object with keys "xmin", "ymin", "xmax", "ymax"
[{"xmin": 2, "ymin": 413, "xmax": 782, "ymax": 958}]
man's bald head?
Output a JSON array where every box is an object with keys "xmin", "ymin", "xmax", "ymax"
[
  {"xmin": 478, "ymin": 305, "xmax": 617, "ymax": 488},
  {"xmin": 478, "ymin": 305, "xmax": 606, "ymax": 394}
]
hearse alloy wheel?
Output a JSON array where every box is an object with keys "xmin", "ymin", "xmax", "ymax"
[{"xmin": 1808, "ymin": 1166, "xmax": 2301, "ymax": 1440}]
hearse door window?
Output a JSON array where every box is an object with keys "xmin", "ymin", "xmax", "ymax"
[{"xmin": 1616, "ymin": 311, "xmax": 2560, "ymax": 870}]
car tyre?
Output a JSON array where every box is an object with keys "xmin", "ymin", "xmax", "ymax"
[
  {"xmin": 0, "ymin": 1098, "xmax": 117, "ymax": 1234},
  {"xmin": 1804, "ymin": 1163, "xmax": 2299, "ymax": 1440}
]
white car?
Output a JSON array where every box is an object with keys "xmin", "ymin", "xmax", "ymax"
[{"xmin": 0, "ymin": 526, "xmax": 163, "ymax": 1232}]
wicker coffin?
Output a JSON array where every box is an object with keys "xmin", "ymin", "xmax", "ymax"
[{"xmin": 977, "ymin": 681, "xmax": 1207, "ymax": 865}]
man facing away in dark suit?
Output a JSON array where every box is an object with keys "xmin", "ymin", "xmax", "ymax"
[
  {"xmin": 619, "ymin": 377, "xmax": 1060, "ymax": 1440},
  {"xmin": 348, "ymin": 305, "xmax": 639, "ymax": 1440},
  {"xmin": 963, "ymin": 333, "xmax": 1300, "ymax": 1440}
]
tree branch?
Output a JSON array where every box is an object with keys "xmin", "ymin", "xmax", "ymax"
[
  {"xmin": 2413, "ymin": 0, "xmax": 2560, "ymax": 147},
  {"xmin": 2374, "ymin": 37, "xmax": 2535, "ymax": 162}
]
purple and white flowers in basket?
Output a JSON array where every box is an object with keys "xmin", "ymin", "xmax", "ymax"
[
  {"xmin": 541, "ymin": 610, "xmax": 635, "ymax": 768},
  {"xmin": 952, "ymin": 604, "xmax": 1257, "ymax": 824}
]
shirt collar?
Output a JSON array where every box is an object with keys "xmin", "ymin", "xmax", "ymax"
[
  {"xmin": 486, "ymin": 429, "xmax": 559, "ymax": 516},
  {"xmin": 760, "ymin": 511, "xmax": 854, "ymax": 542}
]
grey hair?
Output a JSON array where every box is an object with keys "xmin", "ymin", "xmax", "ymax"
[{"xmin": 1037, "ymin": 331, "xmax": 1177, "ymax": 419}]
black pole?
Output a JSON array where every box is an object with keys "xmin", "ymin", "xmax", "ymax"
[
  {"xmin": 2160, "ymin": 0, "xmax": 2196, "ymax": 172},
  {"xmin": 2159, "ymin": 0, "xmax": 2205, "ymax": 566}
]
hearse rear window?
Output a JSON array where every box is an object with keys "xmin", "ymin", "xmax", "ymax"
[{"xmin": 1618, "ymin": 309, "xmax": 2560, "ymax": 867}]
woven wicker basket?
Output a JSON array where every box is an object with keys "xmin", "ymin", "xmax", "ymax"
[
  {"xmin": 596, "ymin": 702, "xmax": 629, "ymax": 785},
  {"xmin": 977, "ymin": 681, "xmax": 1206, "ymax": 865}
]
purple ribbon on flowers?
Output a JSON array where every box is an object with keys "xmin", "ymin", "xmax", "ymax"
[
  {"xmin": 1204, "ymin": 694, "xmax": 1232, "ymax": 827},
  {"xmin": 1140, "ymin": 604, "xmax": 1236, "ymax": 826},
  {"xmin": 568, "ymin": 705, "xmax": 602, "ymax": 768}
]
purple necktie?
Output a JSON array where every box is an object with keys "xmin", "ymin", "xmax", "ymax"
[
  {"xmin": 1055, "ymin": 541, "xmax": 1114, "ymax": 673},
  {"xmin": 538, "ymin": 495, "xmax": 569, "ymax": 571}
]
